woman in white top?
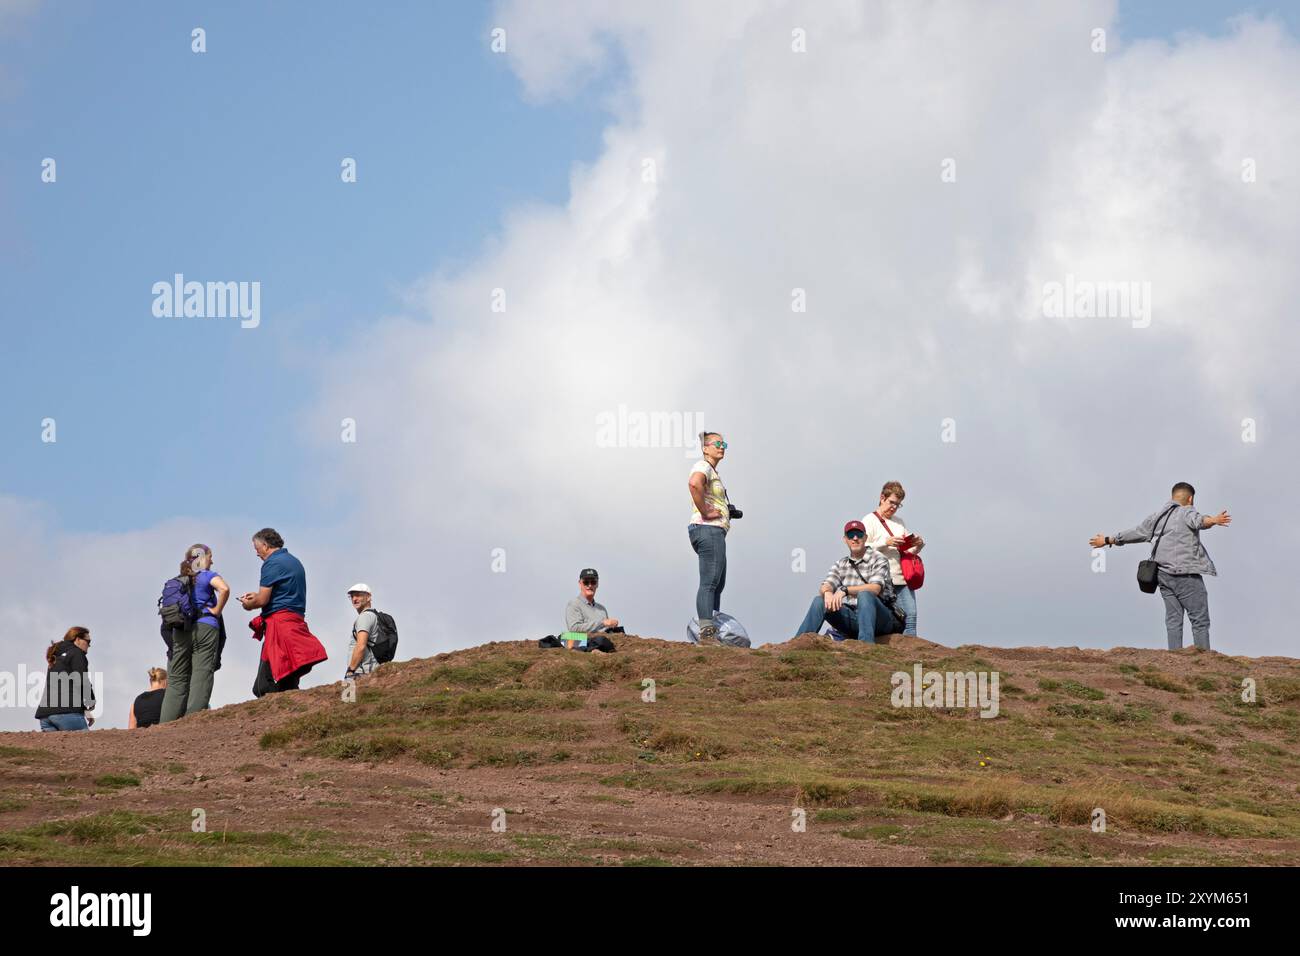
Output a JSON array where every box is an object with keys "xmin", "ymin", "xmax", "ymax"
[
  {"xmin": 687, "ymin": 431, "xmax": 734, "ymax": 644},
  {"xmin": 863, "ymin": 481, "xmax": 925, "ymax": 635}
]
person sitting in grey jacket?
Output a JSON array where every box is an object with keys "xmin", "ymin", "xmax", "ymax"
[
  {"xmin": 1090, "ymin": 482, "xmax": 1231, "ymax": 650},
  {"xmin": 564, "ymin": 569, "xmax": 622, "ymax": 634}
]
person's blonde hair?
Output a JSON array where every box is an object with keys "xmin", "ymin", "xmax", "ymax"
[
  {"xmin": 147, "ymin": 667, "xmax": 168, "ymax": 684},
  {"xmin": 182, "ymin": 544, "xmax": 212, "ymax": 576},
  {"xmin": 880, "ymin": 481, "xmax": 906, "ymax": 501}
]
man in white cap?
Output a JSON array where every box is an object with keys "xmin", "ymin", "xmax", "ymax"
[{"xmin": 345, "ymin": 583, "xmax": 380, "ymax": 679}]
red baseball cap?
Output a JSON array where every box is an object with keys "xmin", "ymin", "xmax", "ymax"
[{"xmin": 843, "ymin": 520, "xmax": 866, "ymax": 535}]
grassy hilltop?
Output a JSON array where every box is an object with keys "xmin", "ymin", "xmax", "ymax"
[{"xmin": 2, "ymin": 633, "xmax": 1298, "ymax": 866}]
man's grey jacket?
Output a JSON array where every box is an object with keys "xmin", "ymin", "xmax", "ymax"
[{"xmin": 1114, "ymin": 502, "xmax": 1217, "ymax": 575}]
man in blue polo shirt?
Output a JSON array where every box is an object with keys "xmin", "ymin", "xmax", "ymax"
[
  {"xmin": 241, "ymin": 528, "xmax": 306, "ymax": 615},
  {"xmin": 240, "ymin": 527, "xmax": 320, "ymax": 693}
]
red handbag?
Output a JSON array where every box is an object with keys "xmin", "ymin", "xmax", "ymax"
[{"xmin": 874, "ymin": 512, "xmax": 925, "ymax": 591}]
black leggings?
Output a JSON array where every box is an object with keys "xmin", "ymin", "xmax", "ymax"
[{"xmin": 252, "ymin": 658, "xmax": 313, "ymax": 698}]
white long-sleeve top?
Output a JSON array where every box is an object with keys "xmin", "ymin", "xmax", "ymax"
[{"xmin": 861, "ymin": 511, "xmax": 925, "ymax": 586}]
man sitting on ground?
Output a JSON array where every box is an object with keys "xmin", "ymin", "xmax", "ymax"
[
  {"xmin": 564, "ymin": 569, "xmax": 622, "ymax": 634},
  {"xmin": 794, "ymin": 521, "xmax": 905, "ymax": 643}
]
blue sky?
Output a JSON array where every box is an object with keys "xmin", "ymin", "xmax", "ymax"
[
  {"xmin": 1, "ymin": 0, "xmax": 612, "ymax": 531},
  {"xmin": 1117, "ymin": 0, "xmax": 1299, "ymax": 39}
]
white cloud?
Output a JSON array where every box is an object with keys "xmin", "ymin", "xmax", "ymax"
[
  {"xmin": 312, "ymin": 0, "xmax": 1297, "ymax": 657},
  {"xmin": 0, "ymin": 0, "xmax": 41, "ymax": 23}
]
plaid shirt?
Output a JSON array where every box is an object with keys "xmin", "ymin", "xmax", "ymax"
[{"xmin": 822, "ymin": 550, "xmax": 902, "ymax": 620}]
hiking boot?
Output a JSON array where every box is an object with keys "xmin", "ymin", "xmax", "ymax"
[{"xmin": 697, "ymin": 623, "xmax": 720, "ymax": 645}]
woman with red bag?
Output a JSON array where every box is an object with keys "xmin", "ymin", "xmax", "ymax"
[{"xmin": 862, "ymin": 481, "xmax": 926, "ymax": 636}]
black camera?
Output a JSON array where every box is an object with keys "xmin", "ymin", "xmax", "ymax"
[{"xmin": 728, "ymin": 505, "xmax": 743, "ymax": 520}]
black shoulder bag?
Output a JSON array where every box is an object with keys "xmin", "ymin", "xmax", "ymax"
[{"xmin": 1136, "ymin": 505, "xmax": 1177, "ymax": 594}]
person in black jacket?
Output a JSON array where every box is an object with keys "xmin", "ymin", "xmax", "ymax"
[{"xmin": 35, "ymin": 627, "xmax": 97, "ymax": 731}]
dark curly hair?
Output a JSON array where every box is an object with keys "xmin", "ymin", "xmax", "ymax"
[{"xmin": 253, "ymin": 528, "xmax": 285, "ymax": 549}]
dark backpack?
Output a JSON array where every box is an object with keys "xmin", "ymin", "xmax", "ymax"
[
  {"xmin": 161, "ymin": 603, "xmax": 227, "ymax": 671},
  {"xmin": 158, "ymin": 575, "xmax": 199, "ymax": 629},
  {"xmin": 366, "ymin": 609, "xmax": 399, "ymax": 663},
  {"xmin": 539, "ymin": 633, "xmax": 617, "ymax": 652}
]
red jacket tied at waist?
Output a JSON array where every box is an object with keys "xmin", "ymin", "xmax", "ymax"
[{"xmin": 249, "ymin": 610, "xmax": 328, "ymax": 683}]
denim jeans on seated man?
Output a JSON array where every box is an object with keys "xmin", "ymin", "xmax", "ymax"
[
  {"xmin": 39, "ymin": 713, "xmax": 89, "ymax": 732},
  {"xmin": 795, "ymin": 591, "xmax": 902, "ymax": 644}
]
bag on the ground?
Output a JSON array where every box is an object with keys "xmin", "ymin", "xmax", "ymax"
[
  {"xmin": 158, "ymin": 575, "xmax": 199, "ymax": 629},
  {"xmin": 1137, "ymin": 505, "xmax": 1178, "ymax": 594},
  {"xmin": 686, "ymin": 612, "xmax": 751, "ymax": 648},
  {"xmin": 366, "ymin": 609, "xmax": 399, "ymax": 663},
  {"xmin": 538, "ymin": 633, "xmax": 616, "ymax": 652}
]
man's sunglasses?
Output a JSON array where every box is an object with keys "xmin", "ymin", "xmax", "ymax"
[
  {"xmin": 845, "ymin": 531, "xmax": 865, "ymax": 540},
  {"xmin": 708, "ymin": 440, "xmax": 728, "ymax": 450},
  {"xmin": 580, "ymin": 578, "xmax": 598, "ymax": 586}
]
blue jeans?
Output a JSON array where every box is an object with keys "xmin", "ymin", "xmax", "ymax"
[
  {"xmin": 795, "ymin": 592, "xmax": 902, "ymax": 644},
  {"xmin": 688, "ymin": 524, "xmax": 727, "ymax": 625},
  {"xmin": 894, "ymin": 584, "xmax": 918, "ymax": 636},
  {"xmin": 39, "ymin": 713, "xmax": 89, "ymax": 732}
]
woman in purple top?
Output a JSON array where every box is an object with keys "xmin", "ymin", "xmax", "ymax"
[{"xmin": 160, "ymin": 544, "xmax": 229, "ymax": 722}]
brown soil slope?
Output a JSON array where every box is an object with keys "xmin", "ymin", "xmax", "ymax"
[{"xmin": 2, "ymin": 634, "xmax": 1298, "ymax": 866}]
